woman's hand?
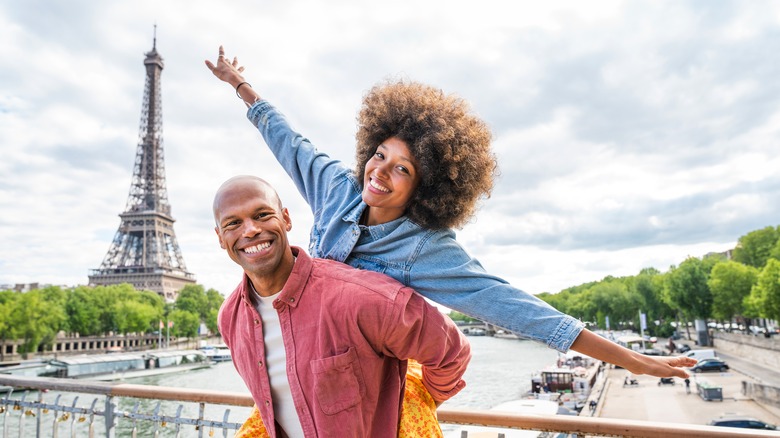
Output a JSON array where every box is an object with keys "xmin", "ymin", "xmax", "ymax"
[
  {"xmin": 205, "ymin": 45, "xmax": 261, "ymax": 105},
  {"xmin": 205, "ymin": 45, "xmax": 245, "ymax": 88}
]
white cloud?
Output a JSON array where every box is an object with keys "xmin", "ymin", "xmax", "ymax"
[{"xmin": 2, "ymin": 0, "xmax": 780, "ymax": 296}]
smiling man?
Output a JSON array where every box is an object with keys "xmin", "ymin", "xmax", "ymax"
[{"xmin": 213, "ymin": 175, "xmax": 471, "ymax": 437}]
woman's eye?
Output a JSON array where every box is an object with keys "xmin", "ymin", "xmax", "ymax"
[
  {"xmin": 397, "ymin": 166, "xmax": 410, "ymax": 174},
  {"xmin": 374, "ymin": 152, "xmax": 384, "ymax": 159}
]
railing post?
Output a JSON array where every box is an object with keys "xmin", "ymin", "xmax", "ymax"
[
  {"xmin": 3, "ymin": 389, "xmax": 12, "ymax": 438},
  {"xmin": 130, "ymin": 401, "xmax": 140, "ymax": 438},
  {"xmin": 69, "ymin": 396, "xmax": 79, "ymax": 438},
  {"xmin": 151, "ymin": 401, "xmax": 161, "ymax": 438},
  {"xmin": 36, "ymin": 391, "xmax": 43, "ymax": 438},
  {"xmin": 173, "ymin": 405, "xmax": 183, "ymax": 438},
  {"xmin": 222, "ymin": 409, "xmax": 232, "ymax": 438},
  {"xmin": 198, "ymin": 402, "xmax": 205, "ymax": 438},
  {"xmin": 51, "ymin": 394, "xmax": 61, "ymax": 438},
  {"xmin": 104, "ymin": 396, "xmax": 116, "ymax": 438},
  {"xmin": 88, "ymin": 399, "xmax": 98, "ymax": 438},
  {"xmin": 17, "ymin": 391, "xmax": 27, "ymax": 438}
]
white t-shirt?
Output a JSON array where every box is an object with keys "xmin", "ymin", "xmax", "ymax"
[{"xmin": 252, "ymin": 287, "xmax": 304, "ymax": 438}]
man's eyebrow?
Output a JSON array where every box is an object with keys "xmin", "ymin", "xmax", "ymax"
[{"xmin": 219, "ymin": 214, "xmax": 239, "ymax": 226}]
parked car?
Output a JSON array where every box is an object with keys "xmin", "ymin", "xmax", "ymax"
[
  {"xmin": 709, "ymin": 414, "xmax": 776, "ymax": 430},
  {"xmin": 690, "ymin": 357, "xmax": 729, "ymax": 373},
  {"xmin": 684, "ymin": 349, "xmax": 717, "ymax": 361},
  {"xmin": 676, "ymin": 343, "xmax": 691, "ymax": 353}
]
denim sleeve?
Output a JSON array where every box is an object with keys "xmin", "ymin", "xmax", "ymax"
[
  {"xmin": 247, "ymin": 101, "xmax": 348, "ymax": 214},
  {"xmin": 409, "ymin": 230, "xmax": 584, "ymax": 352}
]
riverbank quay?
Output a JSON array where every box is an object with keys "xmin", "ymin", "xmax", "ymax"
[{"xmin": 591, "ymin": 362, "xmax": 780, "ymax": 432}]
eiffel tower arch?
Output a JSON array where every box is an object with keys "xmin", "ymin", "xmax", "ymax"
[{"xmin": 89, "ymin": 31, "xmax": 195, "ymax": 301}]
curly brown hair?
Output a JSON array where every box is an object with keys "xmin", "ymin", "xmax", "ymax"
[{"xmin": 355, "ymin": 80, "xmax": 497, "ymax": 229}]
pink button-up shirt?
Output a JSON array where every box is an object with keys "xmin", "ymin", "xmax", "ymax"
[{"xmin": 218, "ymin": 247, "xmax": 471, "ymax": 437}]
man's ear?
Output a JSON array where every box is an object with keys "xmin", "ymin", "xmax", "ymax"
[
  {"xmin": 215, "ymin": 227, "xmax": 226, "ymax": 249},
  {"xmin": 282, "ymin": 207, "xmax": 292, "ymax": 231}
]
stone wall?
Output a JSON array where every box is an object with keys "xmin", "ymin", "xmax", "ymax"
[
  {"xmin": 713, "ymin": 332, "xmax": 780, "ymax": 369},
  {"xmin": 715, "ymin": 333, "xmax": 780, "ymax": 411},
  {"xmin": 743, "ymin": 381, "xmax": 780, "ymax": 410}
]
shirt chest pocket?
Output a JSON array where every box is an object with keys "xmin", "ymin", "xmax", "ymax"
[{"xmin": 310, "ymin": 347, "xmax": 365, "ymax": 415}]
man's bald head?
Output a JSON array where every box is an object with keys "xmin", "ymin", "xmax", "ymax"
[{"xmin": 213, "ymin": 175, "xmax": 283, "ymax": 225}]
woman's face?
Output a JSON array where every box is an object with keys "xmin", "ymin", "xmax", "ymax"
[{"xmin": 361, "ymin": 137, "xmax": 420, "ymax": 225}]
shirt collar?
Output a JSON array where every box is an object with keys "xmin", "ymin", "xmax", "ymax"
[
  {"xmin": 238, "ymin": 246, "xmax": 310, "ymax": 310},
  {"xmin": 342, "ymin": 201, "xmax": 367, "ymax": 224},
  {"xmin": 274, "ymin": 246, "xmax": 309, "ymax": 309}
]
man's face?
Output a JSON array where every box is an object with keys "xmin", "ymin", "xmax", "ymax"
[{"xmin": 213, "ymin": 178, "xmax": 293, "ymax": 292}]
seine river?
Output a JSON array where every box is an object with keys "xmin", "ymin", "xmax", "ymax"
[{"xmin": 6, "ymin": 336, "xmax": 560, "ymax": 437}]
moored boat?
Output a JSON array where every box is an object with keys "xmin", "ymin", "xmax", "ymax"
[
  {"xmin": 529, "ymin": 351, "xmax": 601, "ymax": 412},
  {"xmin": 200, "ymin": 344, "xmax": 232, "ymax": 362},
  {"xmin": 0, "ymin": 350, "xmax": 212, "ymax": 381}
]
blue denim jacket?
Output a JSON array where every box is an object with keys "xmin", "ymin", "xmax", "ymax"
[{"xmin": 248, "ymin": 101, "xmax": 584, "ymax": 352}]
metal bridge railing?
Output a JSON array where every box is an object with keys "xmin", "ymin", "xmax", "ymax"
[{"xmin": 1, "ymin": 374, "xmax": 778, "ymax": 438}]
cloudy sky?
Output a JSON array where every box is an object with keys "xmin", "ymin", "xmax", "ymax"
[{"xmin": 2, "ymin": 0, "xmax": 779, "ymax": 298}]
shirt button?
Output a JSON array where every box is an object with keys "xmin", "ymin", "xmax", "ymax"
[
  {"xmin": 257, "ymin": 360, "xmax": 263, "ymax": 368},
  {"xmin": 254, "ymin": 319, "xmax": 260, "ymax": 325},
  {"xmin": 265, "ymin": 400, "xmax": 271, "ymax": 406},
  {"xmin": 353, "ymin": 228, "xmax": 359, "ymax": 236},
  {"xmin": 289, "ymin": 298, "xmax": 295, "ymax": 303}
]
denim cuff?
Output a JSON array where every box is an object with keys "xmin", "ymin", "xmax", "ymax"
[{"xmin": 548, "ymin": 316, "xmax": 586, "ymax": 352}]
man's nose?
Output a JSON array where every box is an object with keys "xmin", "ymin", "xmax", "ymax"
[{"xmin": 241, "ymin": 221, "xmax": 262, "ymax": 237}]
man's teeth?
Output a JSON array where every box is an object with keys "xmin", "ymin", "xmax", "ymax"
[
  {"xmin": 244, "ymin": 242, "xmax": 271, "ymax": 254},
  {"xmin": 370, "ymin": 178, "xmax": 389, "ymax": 192}
]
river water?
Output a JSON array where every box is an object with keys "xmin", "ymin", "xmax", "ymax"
[{"xmin": 6, "ymin": 336, "xmax": 560, "ymax": 437}]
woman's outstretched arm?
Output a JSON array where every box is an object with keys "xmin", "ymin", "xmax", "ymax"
[{"xmin": 570, "ymin": 329, "xmax": 698, "ymax": 378}]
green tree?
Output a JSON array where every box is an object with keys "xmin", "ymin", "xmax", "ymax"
[
  {"xmin": 0, "ymin": 292, "xmax": 16, "ymax": 348},
  {"xmin": 169, "ymin": 309, "xmax": 200, "ymax": 337},
  {"xmin": 136, "ymin": 290, "xmax": 165, "ymax": 310},
  {"xmin": 708, "ymin": 260, "xmax": 758, "ymax": 321},
  {"xmin": 664, "ymin": 257, "xmax": 712, "ymax": 319},
  {"xmin": 733, "ymin": 226, "xmax": 780, "ymax": 268},
  {"xmin": 66, "ymin": 287, "xmax": 102, "ymax": 336},
  {"xmin": 176, "ymin": 285, "xmax": 208, "ymax": 318},
  {"xmin": 115, "ymin": 300, "xmax": 160, "ymax": 334},
  {"xmin": 629, "ymin": 268, "xmax": 674, "ymax": 325},
  {"xmin": 205, "ymin": 308, "xmax": 220, "ymax": 335},
  {"xmin": 205, "ymin": 289, "xmax": 224, "ymax": 315},
  {"xmin": 751, "ymin": 259, "xmax": 780, "ymax": 321},
  {"xmin": 8, "ymin": 290, "xmax": 66, "ymax": 357}
]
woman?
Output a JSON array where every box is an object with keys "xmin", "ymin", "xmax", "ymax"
[{"xmin": 206, "ymin": 47, "xmax": 695, "ymax": 436}]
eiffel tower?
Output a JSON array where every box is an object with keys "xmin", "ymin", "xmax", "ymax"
[{"xmin": 89, "ymin": 30, "xmax": 195, "ymax": 301}]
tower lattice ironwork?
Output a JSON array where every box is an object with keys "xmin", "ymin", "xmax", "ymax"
[{"xmin": 89, "ymin": 31, "xmax": 195, "ymax": 301}]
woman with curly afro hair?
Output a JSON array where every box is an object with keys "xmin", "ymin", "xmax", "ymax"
[
  {"xmin": 354, "ymin": 80, "xmax": 496, "ymax": 230},
  {"xmin": 207, "ymin": 47, "xmax": 697, "ymax": 437}
]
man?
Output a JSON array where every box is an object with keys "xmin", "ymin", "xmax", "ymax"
[{"xmin": 214, "ymin": 175, "xmax": 470, "ymax": 437}]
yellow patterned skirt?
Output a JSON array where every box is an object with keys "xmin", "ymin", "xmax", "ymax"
[{"xmin": 234, "ymin": 360, "xmax": 441, "ymax": 437}]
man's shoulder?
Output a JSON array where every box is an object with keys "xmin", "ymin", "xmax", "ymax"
[{"xmin": 309, "ymin": 258, "xmax": 407, "ymax": 298}]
